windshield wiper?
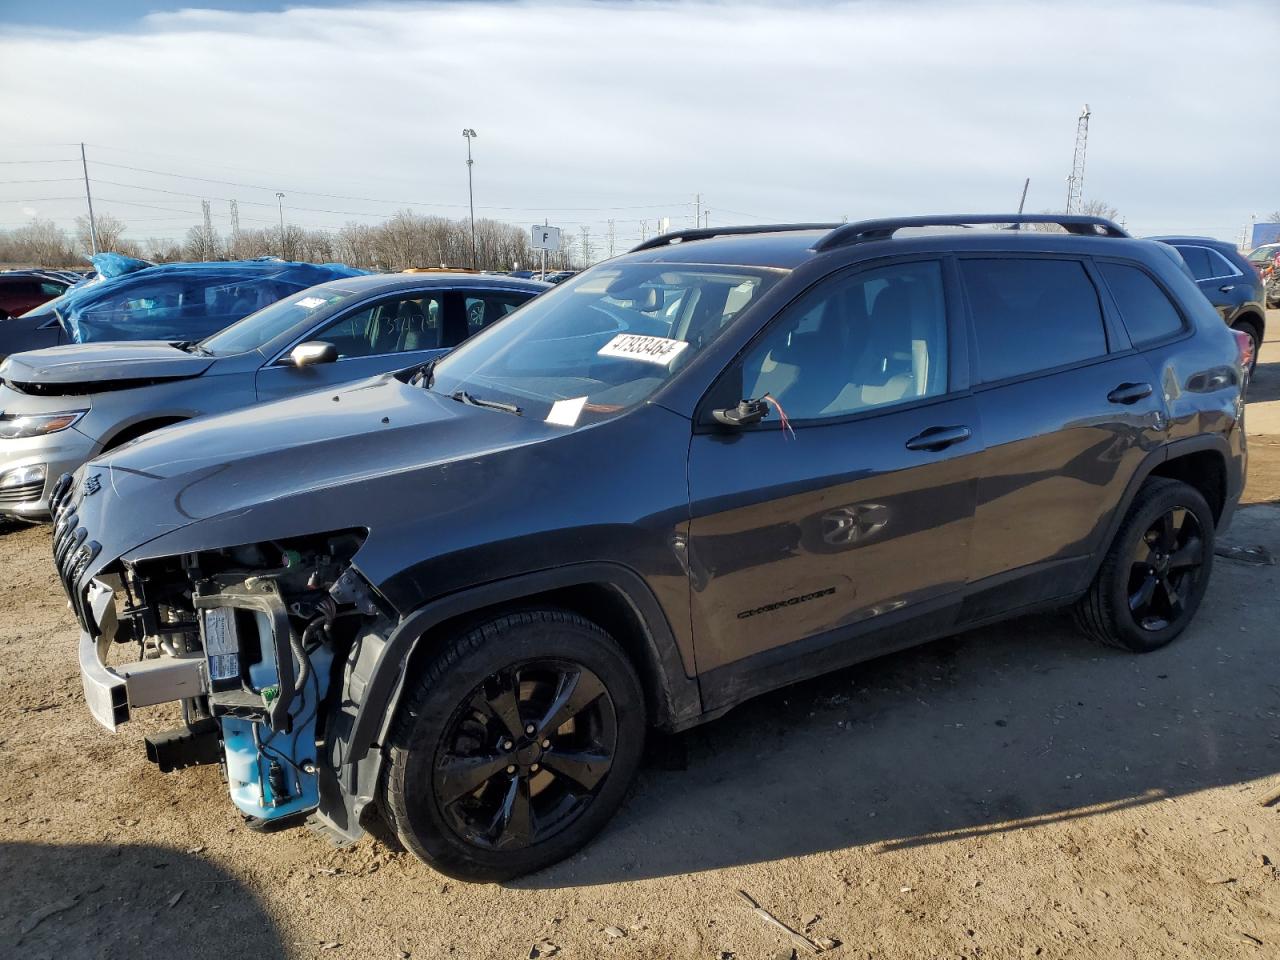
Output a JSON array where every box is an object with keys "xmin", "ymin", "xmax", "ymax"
[
  {"xmin": 450, "ymin": 389, "xmax": 522, "ymax": 415},
  {"xmin": 173, "ymin": 340, "xmax": 210, "ymax": 356},
  {"xmin": 409, "ymin": 355, "xmax": 442, "ymax": 389}
]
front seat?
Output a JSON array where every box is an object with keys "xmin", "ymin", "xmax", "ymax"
[{"xmin": 396, "ymin": 300, "xmax": 430, "ymax": 351}]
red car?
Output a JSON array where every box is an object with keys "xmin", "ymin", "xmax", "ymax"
[{"xmin": 0, "ymin": 271, "xmax": 71, "ymax": 320}]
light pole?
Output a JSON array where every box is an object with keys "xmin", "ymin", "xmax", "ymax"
[
  {"xmin": 462, "ymin": 128, "xmax": 477, "ymax": 269},
  {"xmin": 275, "ymin": 192, "xmax": 286, "ymax": 258}
]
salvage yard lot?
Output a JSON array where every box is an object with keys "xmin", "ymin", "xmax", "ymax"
[{"xmin": 3, "ymin": 316, "xmax": 1278, "ymax": 960}]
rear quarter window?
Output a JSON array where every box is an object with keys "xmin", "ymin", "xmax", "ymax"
[
  {"xmin": 959, "ymin": 258, "xmax": 1108, "ymax": 383},
  {"xmin": 1097, "ymin": 262, "xmax": 1186, "ymax": 346}
]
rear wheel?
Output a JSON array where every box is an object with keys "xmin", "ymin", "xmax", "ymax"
[
  {"xmin": 381, "ymin": 610, "xmax": 646, "ymax": 882},
  {"xmin": 1074, "ymin": 477, "xmax": 1214, "ymax": 652}
]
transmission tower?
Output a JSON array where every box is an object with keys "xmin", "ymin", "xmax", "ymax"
[
  {"xmin": 229, "ymin": 199, "xmax": 240, "ymax": 234},
  {"xmin": 1064, "ymin": 104, "xmax": 1090, "ymax": 214},
  {"xmin": 579, "ymin": 226, "xmax": 592, "ymax": 266},
  {"xmin": 607, "ymin": 219, "xmax": 616, "ymax": 257}
]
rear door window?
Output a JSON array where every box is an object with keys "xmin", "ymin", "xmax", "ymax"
[
  {"xmin": 959, "ymin": 258, "xmax": 1108, "ymax": 383},
  {"xmin": 1173, "ymin": 245, "xmax": 1214, "ymax": 281},
  {"xmin": 1097, "ymin": 262, "xmax": 1186, "ymax": 346},
  {"xmin": 1203, "ymin": 249, "xmax": 1239, "ymax": 280}
]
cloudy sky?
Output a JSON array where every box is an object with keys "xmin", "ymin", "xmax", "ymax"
[{"xmin": 1, "ymin": 0, "xmax": 1276, "ymax": 258}]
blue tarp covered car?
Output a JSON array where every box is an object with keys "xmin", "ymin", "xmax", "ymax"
[{"xmin": 0, "ymin": 257, "xmax": 365, "ymax": 359}]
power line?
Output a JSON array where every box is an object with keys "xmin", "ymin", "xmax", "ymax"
[{"xmin": 0, "ymin": 178, "xmax": 83, "ymax": 184}]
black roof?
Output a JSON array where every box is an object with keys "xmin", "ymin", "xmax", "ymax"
[{"xmin": 1146, "ymin": 235, "xmax": 1240, "ymax": 252}]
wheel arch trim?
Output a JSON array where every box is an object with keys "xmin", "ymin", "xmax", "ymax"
[
  {"xmin": 342, "ymin": 561, "xmax": 702, "ymax": 768},
  {"xmin": 1078, "ymin": 433, "xmax": 1238, "ymax": 592}
]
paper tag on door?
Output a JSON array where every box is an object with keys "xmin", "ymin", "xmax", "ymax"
[
  {"xmin": 546, "ymin": 396, "xmax": 588, "ymax": 427},
  {"xmin": 597, "ymin": 333, "xmax": 689, "ymax": 366}
]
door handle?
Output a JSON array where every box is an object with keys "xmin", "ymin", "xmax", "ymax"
[
  {"xmin": 1107, "ymin": 382, "xmax": 1153, "ymax": 405},
  {"xmin": 1218, "ymin": 284, "xmax": 1235, "ymax": 293},
  {"xmin": 905, "ymin": 424, "xmax": 972, "ymax": 452}
]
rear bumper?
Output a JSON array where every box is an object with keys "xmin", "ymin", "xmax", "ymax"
[{"xmin": 78, "ymin": 628, "xmax": 206, "ymax": 731}]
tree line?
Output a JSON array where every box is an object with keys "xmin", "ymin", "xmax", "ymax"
[{"xmin": 0, "ymin": 210, "xmax": 581, "ymax": 272}]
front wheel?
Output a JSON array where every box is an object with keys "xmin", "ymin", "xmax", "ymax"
[
  {"xmin": 1074, "ymin": 477, "xmax": 1215, "ymax": 652},
  {"xmin": 381, "ymin": 610, "xmax": 646, "ymax": 882}
]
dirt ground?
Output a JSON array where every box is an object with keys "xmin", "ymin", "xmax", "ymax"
[{"xmin": 2, "ymin": 314, "xmax": 1278, "ymax": 960}]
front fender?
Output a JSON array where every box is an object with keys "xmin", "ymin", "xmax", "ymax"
[{"xmin": 318, "ymin": 561, "xmax": 702, "ymax": 840}]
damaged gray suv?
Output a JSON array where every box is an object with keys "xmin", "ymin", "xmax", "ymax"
[{"xmin": 59, "ymin": 216, "xmax": 1247, "ymax": 881}]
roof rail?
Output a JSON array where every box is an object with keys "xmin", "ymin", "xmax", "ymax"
[
  {"xmin": 812, "ymin": 214, "xmax": 1129, "ymax": 252},
  {"xmin": 629, "ymin": 222, "xmax": 842, "ymax": 253}
]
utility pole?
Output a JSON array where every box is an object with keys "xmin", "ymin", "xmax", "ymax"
[
  {"xmin": 80, "ymin": 142, "xmax": 99, "ymax": 255},
  {"xmin": 694, "ymin": 193, "xmax": 701, "ymax": 227},
  {"xmin": 229, "ymin": 199, "xmax": 240, "ymax": 235},
  {"xmin": 703, "ymin": 209, "xmax": 710, "ymax": 229},
  {"xmin": 1065, "ymin": 104, "xmax": 1090, "ymax": 215},
  {"xmin": 462, "ymin": 128, "xmax": 478, "ymax": 269},
  {"xmin": 275, "ymin": 192, "xmax": 286, "ymax": 258},
  {"xmin": 607, "ymin": 219, "xmax": 616, "ymax": 258},
  {"xmin": 201, "ymin": 200, "xmax": 214, "ymax": 258}
]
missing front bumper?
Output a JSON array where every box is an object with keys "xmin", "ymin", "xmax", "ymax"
[{"xmin": 77, "ymin": 629, "xmax": 207, "ymax": 731}]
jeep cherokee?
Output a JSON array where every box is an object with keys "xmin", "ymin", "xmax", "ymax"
[{"xmin": 56, "ymin": 214, "xmax": 1248, "ymax": 881}]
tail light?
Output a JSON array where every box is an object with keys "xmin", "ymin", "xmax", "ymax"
[{"xmin": 1232, "ymin": 329, "xmax": 1254, "ymax": 370}]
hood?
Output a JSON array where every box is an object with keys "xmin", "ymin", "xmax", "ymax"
[
  {"xmin": 77, "ymin": 373, "xmax": 562, "ymax": 562},
  {"xmin": 0, "ymin": 341, "xmax": 213, "ymax": 394}
]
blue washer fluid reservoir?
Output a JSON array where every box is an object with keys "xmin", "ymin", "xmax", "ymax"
[{"xmin": 221, "ymin": 642, "xmax": 334, "ymax": 822}]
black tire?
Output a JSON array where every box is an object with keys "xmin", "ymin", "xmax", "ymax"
[
  {"xmin": 1073, "ymin": 477, "xmax": 1214, "ymax": 652},
  {"xmin": 381, "ymin": 609, "xmax": 646, "ymax": 882},
  {"xmin": 1232, "ymin": 319, "xmax": 1260, "ymax": 376}
]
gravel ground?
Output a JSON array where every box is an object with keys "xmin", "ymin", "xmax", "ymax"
[{"xmin": 2, "ymin": 315, "xmax": 1278, "ymax": 960}]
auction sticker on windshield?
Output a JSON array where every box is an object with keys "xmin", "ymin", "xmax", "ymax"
[
  {"xmin": 294, "ymin": 296, "xmax": 327, "ymax": 309},
  {"xmin": 597, "ymin": 333, "xmax": 689, "ymax": 366}
]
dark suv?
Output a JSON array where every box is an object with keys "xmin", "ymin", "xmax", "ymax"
[
  {"xmin": 1150, "ymin": 235, "xmax": 1266, "ymax": 367},
  {"xmin": 60, "ymin": 215, "xmax": 1247, "ymax": 881}
]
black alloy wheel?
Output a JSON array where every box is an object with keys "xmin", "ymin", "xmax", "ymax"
[
  {"xmin": 381, "ymin": 610, "xmax": 646, "ymax": 882},
  {"xmin": 1127, "ymin": 507, "xmax": 1205, "ymax": 632},
  {"xmin": 433, "ymin": 659, "xmax": 617, "ymax": 851},
  {"xmin": 1074, "ymin": 477, "xmax": 1215, "ymax": 653}
]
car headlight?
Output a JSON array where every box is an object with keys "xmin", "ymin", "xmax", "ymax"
[
  {"xmin": 0, "ymin": 410, "xmax": 87, "ymax": 440},
  {"xmin": 0, "ymin": 463, "xmax": 46, "ymax": 489}
]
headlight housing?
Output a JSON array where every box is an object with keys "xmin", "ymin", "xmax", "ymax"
[
  {"xmin": 0, "ymin": 463, "xmax": 45, "ymax": 489},
  {"xmin": 0, "ymin": 410, "xmax": 87, "ymax": 440}
]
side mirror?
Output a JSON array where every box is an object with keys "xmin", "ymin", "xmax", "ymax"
[
  {"xmin": 288, "ymin": 341, "xmax": 337, "ymax": 367},
  {"xmin": 712, "ymin": 398, "xmax": 768, "ymax": 427}
]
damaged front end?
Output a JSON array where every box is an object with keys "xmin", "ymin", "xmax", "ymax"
[{"xmin": 57, "ymin": 470, "xmax": 384, "ymax": 831}]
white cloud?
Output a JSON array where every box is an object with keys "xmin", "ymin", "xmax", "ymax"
[{"xmin": 0, "ymin": 0, "xmax": 1274, "ymax": 245}]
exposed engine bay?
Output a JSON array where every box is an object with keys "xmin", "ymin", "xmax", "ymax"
[{"xmin": 90, "ymin": 530, "xmax": 376, "ymax": 827}]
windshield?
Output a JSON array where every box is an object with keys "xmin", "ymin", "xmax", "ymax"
[
  {"xmin": 428, "ymin": 263, "xmax": 781, "ymax": 421},
  {"xmin": 199, "ymin": 282, "xmax": 361, "ymax": 355}
]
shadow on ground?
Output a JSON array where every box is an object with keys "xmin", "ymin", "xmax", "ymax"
[
  {"xmin": 1246, "ymin": 353, "xmax": 1279, "ymax": 404},
  {"xmin": 1, "ymin": 841, "xmax": 285, "ymax": 959},
  {"xmin": 517, "ymin": 506, "xmax": 1280, "ymax": 888}
]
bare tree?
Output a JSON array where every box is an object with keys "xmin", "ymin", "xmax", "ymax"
[
  {"xmin": 183, "ymin": 221, "xmax": 223, "ymax": 261},
  {"xmin": 1080, "ymin": 199, "xmax": 1121, "ymax": 222},
  {"xmin": 74, "ymin": 213, "xmax": 137, "ymax": 257},
  {"xmin": 0, "ymin": 219, "xmax": 77, "ymax": 267}
]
